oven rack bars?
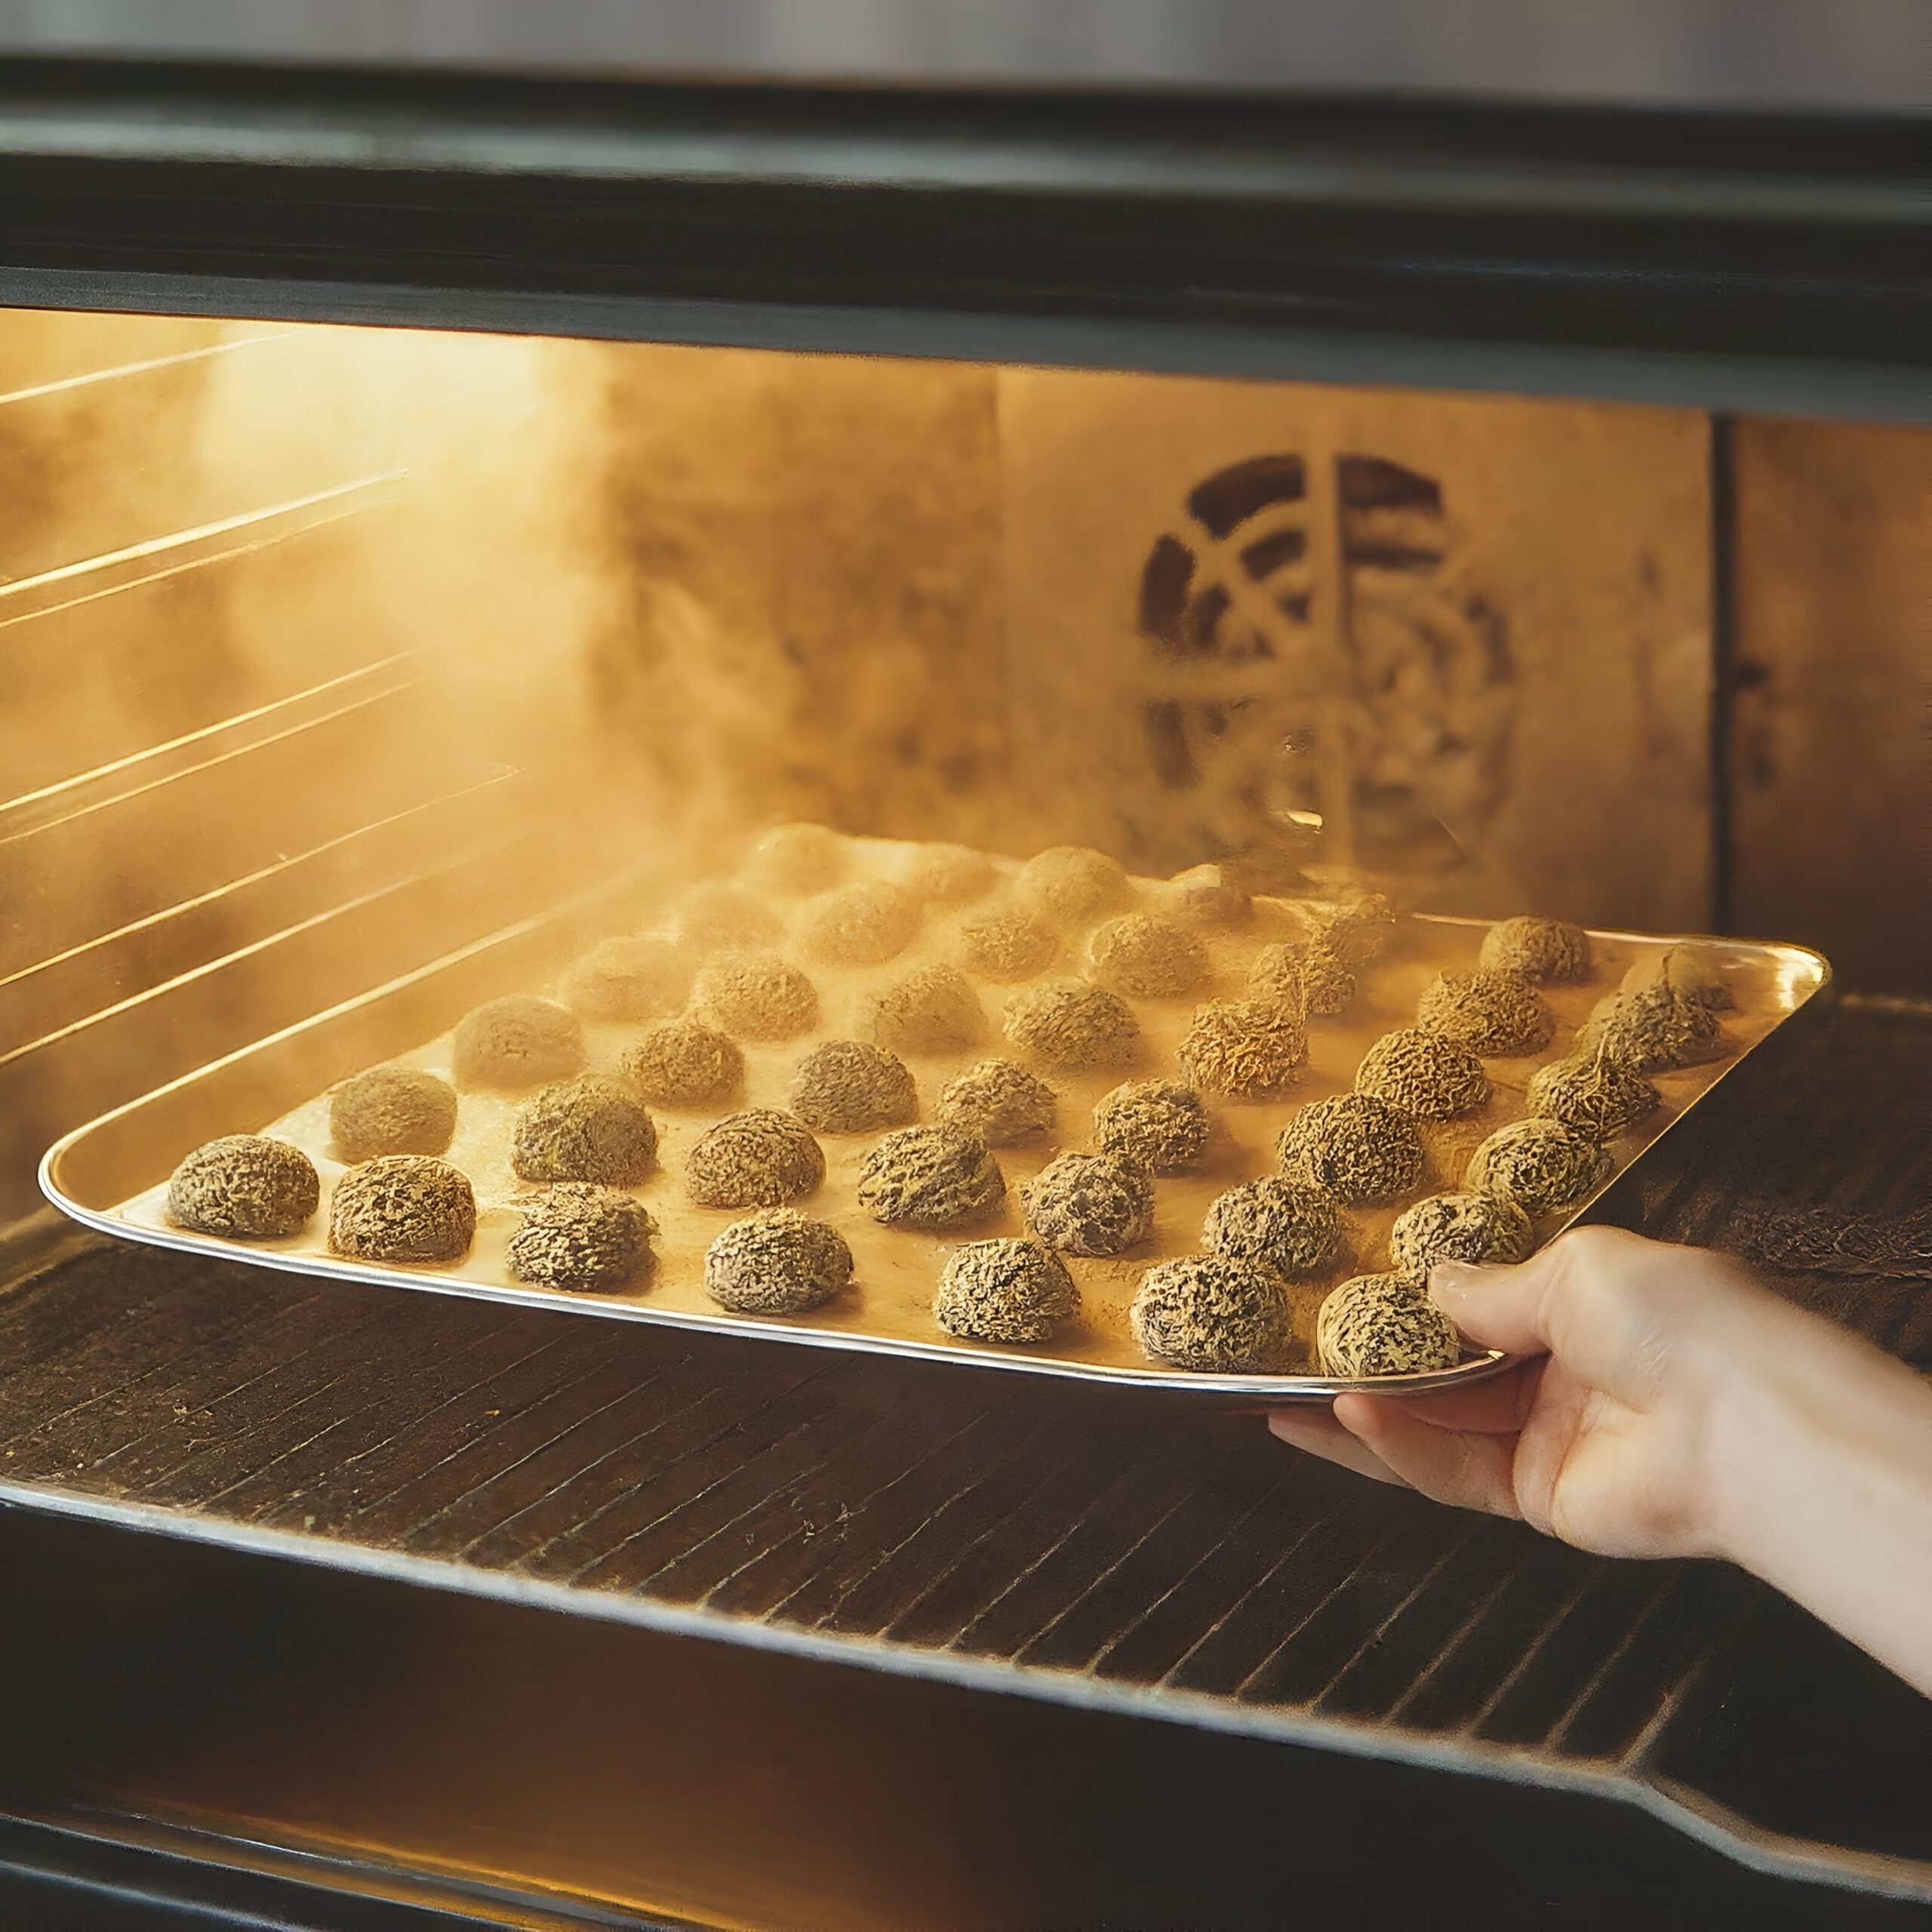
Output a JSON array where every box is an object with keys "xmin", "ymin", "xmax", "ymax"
[{"xmin": 2, "ymin": 996, "xmax": 1927, "ymax": 1900}]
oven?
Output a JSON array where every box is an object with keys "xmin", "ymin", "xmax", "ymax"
[{"xmin": 0, "ymin": 13, "xmax": 1927, "ymax": 1928}]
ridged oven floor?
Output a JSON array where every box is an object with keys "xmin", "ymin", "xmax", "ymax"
[{"xmin": 1, "ymin": 997, "xmax": 1927, "ymax": 1909}]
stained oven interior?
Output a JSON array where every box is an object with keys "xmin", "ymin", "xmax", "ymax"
[{"xmin": 0, "ymin": 60, "xmax": 1927, "ymax": 1932}]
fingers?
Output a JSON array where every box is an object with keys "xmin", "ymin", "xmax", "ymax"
[
  {"xmin": 1267, "ymin": 1404, "xmax": 1411, "ymax": 1487},
  {"xmin": 1429, "ymin": 1226, "xmax": 1712, "ymax": 1408},
  {"xmin": 1333, "ymin": 1394, "xmax": 1524, "ymax": 1520},
  {"xmin": 1383, "ymin": 1358, "xmax": 1545, "ymax": 1435}
]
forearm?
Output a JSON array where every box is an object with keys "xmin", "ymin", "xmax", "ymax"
[{"xmin": 1712, "ymin": 1322, "xmax": 1932, "ymax": 1696}]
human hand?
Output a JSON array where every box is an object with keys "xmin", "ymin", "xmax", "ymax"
[
  {"xmin": 1269, "ymin": 1224, "xmax": 1932, "ymax": 1693},
  {"xmin": 1268, "ymin": 1226, "xmax": 1786, "ymax": 1560}
]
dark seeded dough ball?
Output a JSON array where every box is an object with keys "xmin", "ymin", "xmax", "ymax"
[
  {"xmin": 328, "ymin": 1155, "xmax": 475, "ymax": 1263},
  {"xmin": 561, "ymin": 936, "xmax": 692, "ymax": 1023},
  {"xmin": 788, "ymin": 1039, "xmax": 918, "ymax": 1134},
  {"xmin": 1202, "ymin": 1177, "xmax": 1340, "ymax": 1280},
  {"xmin": 1277, "ymin": 1093, "xmax": 1424, "ymax": 1205},
  {"xmin": 329, "ymin": 1066, "xmax": 457, "ymax": 1162},
  {"xmin": 1317, "ymin": 1273, "xmax": 1460, "ymax": 1378},
  {"xmin": 1177, "ymin": 998, "xmax": 1306, "ymax": 1100},
  {"xmin": 1355, "ymin": 1028, "xmax": 1490, "ymax": 1121},
  {"xmin": 674, "ymin": 881, "xmax": 785, "ymax": 953},
  {"xmin": 1479, "ymin": 915, "xmax": 1592, "ymax": 984},
  {"xmin": 620, "ymin": 1018, "xmax": 745, "ymax": 1108},
  {"xmin": 1318, "ymin": 890, "xmax": 1398, "ymax": 969},
  {"xmin": 452, "ymin": 996, "xmax": 585, "ymax": 1091},
  {"xmin": 685, "ymin": 1109, "xmax": 826, "ymax": 1210},
  {"xmin": 1165, "ymin": 863, "xmax": 1253, "ymax": 930},
  {"xmin": 864, "ymin": 962, "xmax": 985, "ymax": 1057},
  {"xmin": 1086, "ymin": 913, "xmax": 1211, "ymax": 998},
  {"xmin": 512, "ymin": 1075, "xmax": 658, "ymax": 1186},
  {"xmin": 705, "ymin": 1208, "xmax": 853, "ymax": 1315},
  {"xmin": 692, "ymin": 952, "xmax": 820, "ymax": 1041},
  {"xmin": 743, "ymin": 822, "xmax": 844, "ymax": 897},
  {"xmin": 1093, "ymin": 1079, "xmax": 1211, "ymax": 1176},
  {"xmin": 1389, "ymin": 1191, "xmax": 1534, "ymax": 1280},
  {"xmin": 797, "ymin": 881, "xmax": 923, "ymax": 967},
  {"xmin": 1023, "ymin": 1152, "xmax": 1153, "ymax": 1257},
  {"xmin": 897, "ymin": 841, "xmax": 998, "ymax": 906},
  {"xmin": 936, "ymin": 1239, "xmax": 1080, "ymax": 1345},
  {"xmin": 167, "ymin": 1135, "xmax": 319, "ymax": 1239},
  {"xmin": 1581, "ymin": 980, "xmax": 1721, "ymax": 1075},
  {"xmin": 1014, "ymin": 845, "xmax": 1131, "ymax": 926},
  {"xmin": 1003, "ymin": 983, "xmax": 1140, "ymax": 1072},
  {"xmin": 1465, "ymin": 1118, "xmax": 1613, "ymax": 1214},
  {"xmin": 1131, "ymin": 1256, "xmax": 1291, "ymax": 1374},
  {"xmin": 1645, "ymin": 945, "xmax": 1736, "ymax": 1012},
  {"xmin": 935, "ymin": 1060, "xmax": 1059, "ymax": 1147},
  {"xmin": 1248, "ymin": 942, "xmax": 1355, "ymax": 1018},
  {"xmin": 1527, "ymin": 1053, "xmax": 1660, "ymax": 1141},
  {"xmin": 509, "ymin": 1184, "xmax": 656, "ymax": 1292},
  {"xmin": 956, "ymin": 907, "xmax": 1060, "ymax": 983},
  {"xmin": 1417, "ymin": 970, "xmax": 1555, "ymax": 1057},
  {"xmin": 858, "ymin": 1124, "xmax": 1005, "ymax": 1230}
]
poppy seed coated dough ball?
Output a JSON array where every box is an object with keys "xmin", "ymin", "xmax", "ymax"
[
  {"xmin": 328, "ymin": 1155, "xmax": 475, "ymax": 1263},
  {"xmin": 897, "ymin": 842, "xmax": 998, "ymax": 906},
  {"xmin": 787, "ymin": 1039, "xmax": 918, "ymax": 1135},
  {"xmin": 620, "ymin": 1018, "xmax": 745, "ymax": 1108},
  {"xmin": 167, "ymin": 1135, "xmax": 320, "ymax": 1240},
  {"xmin": 1316, "ymin": 1273, "xmax": 1461, "ymax": 1378},
  {"xmin": 955, "ymin": 908, "xmax": 1060, "ymax": 983},
  {"xmin": 1093, "ymin": 1079, "xmax": 1211, "ymax": 1177},
  {"xmin": 561, "ymin": 935, "xmax": 693, "ymax": 1023},
  {"xmin": 1022, "ymin": 1152, "xmax": 1154, "ymax": 1258},
  {"xmin": 452, "ymin": 996, "xmax": 586, "ymax": 1091},
  {"xmin": 1389, "ymin": 1192, "xmax": 1533, "ymax": 1281},
  {"xmin": 1417, "ymin": 970, "xmax": 1555, "ymax": 1057},
  {"xmin": 1014, "ymin": 845, "xmax": 1131, "ymax": 926},
  {"xmin": 1085, "ymin": 913, "xmax": 1211, "ymax": 998},
  {"xmin": 511, "ymin": 1075, "xmax": 658, "ymax": 1187},
  {"xmin": 1581, "ymin": 980, "xmax": 1721, "ymax": 1075},
  {"xmin": 864, "ymin": 962, "xmax": 984, "ymax": 1057},
  {"xmin": 1479, "ymin": 915, "xmax": 1592, "ymax": 984},
  {"xmin": 685, "ymin": 1109, "xmax": 826, "ymax": 1210},
  {"xmin": 693, "ymin": 952, "xmax": 820, "ymax": 1041},
  {"xmin": 1131, "ymin": 1256, "xmax": 1292, "ymax": 1374},
  {"xmin": 858, "ymin": 1125, "xmax": 1006, "ymax": 1230},
  {"xmin": 1464, "ymin": 1118, "xmax": 1613, "ymax": 1214},
  {"xmin": 1003, "ymin": 983, "xmax": 1141, "ymax": 1072},
  {"xmin": 1355, "ymin": 1028, "xmax": 1490, "ymax": 1121},
  {"xmin": 1643, "ymin": 946, "xmax": 1736, "ymax": 1012},
  {"xmin": 1527, "ymin": 1054, "xmax": 1660, "ymax": 1141},
  {"xmin": 1165, "ymin": 864, "xmax": 1253, "ymax": 929},
  {"xmin": 935, "ymin": 1239, "xmax": 1080, "ymax": 1344},
  {"xmin": 797, "ymin": 881, "xmax": 923, "ymax": 967},
  {"xmin": 1276, "ymin": 1093, "xmax": 1424, "ymax": 1205},
  {"xmin": 1177, "ymin": 998, "xmax": 1306, "ymax": 1100},
  {"xmin": 674, "ymin": 881, "xmax": 785, "ymax": 953},
  {"xmin": 704, "ymin": 1209, "xmax": 853, "ymax": 1315},
  {"xmin": 1201, "ymin": 1177, "xmax": 1340, "ymax": 1279},
  {"xmin": 935, "ymin": 1060, "xmax": 1059, "ymax": 1147},
  {"xmin": 329, "ymin": 1066, "xmax": 457, "ymax": 1162},
  {"xmin": 743, "ymin": 822, "xmax": 844, "ymax": 897},
  {"xmin": 508, "ymin": 1184, "xmax": 656, "ymax": 1292},
  {"xmin": 1318, "ymin": 890, "xmax": 1398, "ymax": 968}
]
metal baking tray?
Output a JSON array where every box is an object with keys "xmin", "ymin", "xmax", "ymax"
[{"xmin": 40, "ymin": 851, "xmax": 1829, "ymax": 1400}]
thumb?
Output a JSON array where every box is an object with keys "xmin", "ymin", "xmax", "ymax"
[{"xmin": 1429, "ymin": 1255, "xmax": 1554, "ymax": 1358}]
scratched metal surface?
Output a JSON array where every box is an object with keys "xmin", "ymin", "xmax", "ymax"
[{"xmin": 1, "ymin": 996, "xmax": 1927, "ymax": 1894}]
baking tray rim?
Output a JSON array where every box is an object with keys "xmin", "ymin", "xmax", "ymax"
[{"xmin": 36, "ymin": 914, "xmax": 1831, "ymax": 1401}]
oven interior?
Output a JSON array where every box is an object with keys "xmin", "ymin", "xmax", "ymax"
[
  {"xmin": 0, "ymin": 158, "xmax": 1927, "ymax": 1927},
  {"xmin": 3, "ymin": 308, "xmax": 1924, "ymax": 1225}
]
